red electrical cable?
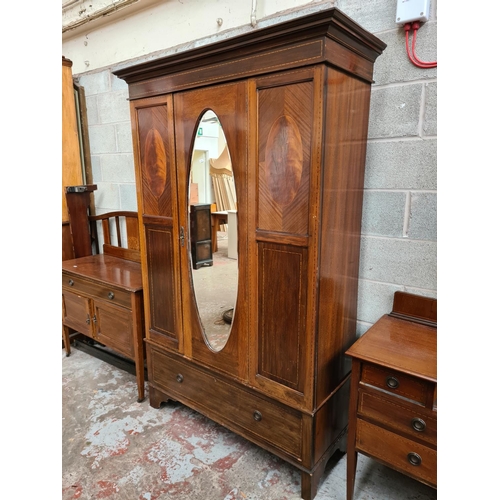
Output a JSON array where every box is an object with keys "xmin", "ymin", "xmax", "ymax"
[
  {"xmin": 404, "ymin": 21, "xmax": 437, "ymax": 69},
  {"xmin": 411, "ymin": 21, "xmax": 437, "ymax": 68}
]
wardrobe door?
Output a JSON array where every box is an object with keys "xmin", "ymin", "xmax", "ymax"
[
  {"xmin": 174, "ymin": 81, "xmax": 249, "ymax": 381},
  {"xmin": 248, "ymin": 67, "xmax": 324, "ymax": 411},
  {"xmin": 130, "ymin": 94, "xmax": 183, "ymax": 352}
]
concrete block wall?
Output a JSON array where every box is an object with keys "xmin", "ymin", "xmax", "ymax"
[
  {"xmin": 72, "ymin": 0, "xmax": 437, "ymax": 330},
  {"xmin": 337, "ymin": 0, "xmax": 437, "ymax": 333},
  {"xmin": 76, "ymin": 72, "xmax": 136, "ymax": 214}
]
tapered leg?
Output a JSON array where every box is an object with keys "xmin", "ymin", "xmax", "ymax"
[
  {"xmin": 131, "ymin": 293, "xmax": 145, "ymax": 402},
  {"xmin": 346, "ymin": 360, "xmax": 361, "ymax": 500},
  {"xmin": 346, "ymin": 448, "xmax": 358, "ymax": 500},
  {"xmin": 134, "ymin": 355, "xmax": 145, "ymax": 403},
  {"xmin": 62, "ymin": 325, "xmax": 71, "ymax": 357}
]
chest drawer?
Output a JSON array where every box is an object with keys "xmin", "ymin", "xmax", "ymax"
[
  {"xmin": 356, "ymin": 419, "xmax": 436, "ymax": 487},
  {"xmin": 149, "ymin": 347, "xmax": 303, "ymax": 460},
  {"xmin": 62, "ymin": 273, "xmax": 131, "ymax": 309},
  {"xmin": 361, "ymin": 363, "xmax": 431, "ymax": 405},
  {"xmin": 358, "ymin": 388, "xmax": 436, "ymax": 447}
]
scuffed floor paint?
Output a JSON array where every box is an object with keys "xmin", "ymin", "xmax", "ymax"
[{"xmin": 63, "ymin": 349, "xmax": 438, "ymax": 500}]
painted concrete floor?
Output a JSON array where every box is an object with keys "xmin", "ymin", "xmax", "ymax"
[{"xmin": 62, "ymin": 348, "xmax": 438, "ymax": 500}]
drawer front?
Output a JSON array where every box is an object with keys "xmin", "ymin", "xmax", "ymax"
[
  {"xmin": 361, "ymin": 363, "xmax": 430, "ymax": 405},
  {"xmin": 150, "ymin": 348, "xmax": 303, "ymax": 460},
  {"xmin": 62, "ymin": 273, "xmax": 131, "ymax": 308},
  {"xmin": 356, "ymin": 419, "xmax": 436, "ymax": 487},
  {"xmin": 94, "ymin": 300, "xmax": 134, "ymax": 359},
  {"xmin": 359, "ymin": 389, "xmax": 436, "ymax": 447}
]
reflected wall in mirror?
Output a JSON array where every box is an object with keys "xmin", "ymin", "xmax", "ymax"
[{"xmin": 188, "ymin": 110, "xmax": 238, "ymax": 352}]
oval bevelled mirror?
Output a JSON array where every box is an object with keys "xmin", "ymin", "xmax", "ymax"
[{"xmin": 188, "ymin": 110, "xmax": 238, "ymax": 352}]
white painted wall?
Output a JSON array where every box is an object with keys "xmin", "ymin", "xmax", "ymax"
[{"xmin": 63, "ymin": 0, "xmax": 338, "ymax": 74}]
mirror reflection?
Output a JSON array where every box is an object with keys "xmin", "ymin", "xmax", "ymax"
[{"xmin": 188, "ymin": 110, "xmax": 238, "ymax": 352}]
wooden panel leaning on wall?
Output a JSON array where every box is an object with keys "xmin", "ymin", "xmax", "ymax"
[{"xmin": 62, "ymin": 57, "xmax": 85, "ymax": 261}]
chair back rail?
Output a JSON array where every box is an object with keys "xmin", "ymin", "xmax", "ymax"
[{"xmin": 89, "ymin": 211, "xmax": 141, "ymax": 263}]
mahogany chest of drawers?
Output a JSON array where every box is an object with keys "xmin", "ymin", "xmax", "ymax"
[{"xmin": 345, "ymin": 292, "xmax": 437, "ymax": 499}]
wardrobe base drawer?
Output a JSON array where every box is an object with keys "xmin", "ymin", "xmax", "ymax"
[
  {"xmin": 148, "ymin": 346, "xmax": 303, "ymax": 460},
  {"xmin": 356, "ymin": 419, "xmax": 436, "ymax": 487}
]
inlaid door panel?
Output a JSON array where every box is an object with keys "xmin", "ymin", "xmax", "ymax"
[
  {"xmin": 144, "ymin": 223, "xmax": 179, "ymax": 349},
  {"xmin": 130, "ymin": 95, "xmax": 182, "ymax": 351},
  {"xmin": 136, "ymin": 100, "xmax": 175, "ymax": 217},
  {"xmin": 257, "ymin": 243, "xmax": 308, "ymax": 393},
  {"xmin": 257, "ymin": 78, "xmax": 313, "ymax": 236},
  {"xmin": 249, "ymin": 67, "xmax": 324, "ymax": 411}
]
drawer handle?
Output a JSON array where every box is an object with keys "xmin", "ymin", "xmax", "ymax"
[
  {"xmin": 176, "ymin": 374, "xmax": 184, "ymax": 383},
  {"xmin": 85, "ymin": 314, "xmax": 90, "ymax": 325},
  {"xmin": 68, "ymin": 279, "xmax": 74, "ymax": 286},
  {"xmin": 108, "ymin": 292, "xmax": 115, "ymax": 300},
  {"xmin": 407, "ymin": 452, "xmax": 422, "ymax": 466},
  {"xmin": 386, "ymin": 376, "xmax": 400, "ymax": 389},
  {"xmin": 411, "ymin": 417, "xmax": 426, "ymax": 432},
  {"xmin": 253, "ymin": 410, "xmax": 262, "ymax": 422}
]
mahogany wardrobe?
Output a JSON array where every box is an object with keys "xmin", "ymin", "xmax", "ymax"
[{"xmin": 115, "ymin": 8, "xmax": 385, "ymax": 499}]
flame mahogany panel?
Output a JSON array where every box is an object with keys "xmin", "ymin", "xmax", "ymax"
[
  {"xmin": 249, "ymin": 67, "xmax": 320, "ymax": 410},
  {"xmin": 131, "ymin": 95, "xmax": 182, "ymax": 352},
  {"xmin": 258, "ymin": 80, "xmax": 313, "ymax": 235},
  {"xmin": 137, "ymin": 103, "xmax": 174, "ymax": 217}
]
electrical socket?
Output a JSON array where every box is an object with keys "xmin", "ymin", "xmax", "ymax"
[{"xmin": 395, "ymin": 0, "xmax": 431, "ymax": 25}]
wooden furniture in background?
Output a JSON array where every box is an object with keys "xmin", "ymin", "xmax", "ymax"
[
  {"xmin": 345, "ymin": 292, "xmax": 437, "ymax": 499},
  {"xmin": 90, "ymin": 210, "xmax": 141, "ymax": 261},
  {"xmin": 62, "ymin": 56, "xmax": 85, "ymax": 261},
  {"xmin": 115, "ymin": 9, "xmax": 386, "ymax": 499},
  {"xmin": 62, "ymin": 186, "xmax": 146, "ymax": 402},
  {"xmin": 65, "ymin": 184, "xmax": 97, "ymax": 258},
  {"xmin": 190, "ymin": 204, "xmax": 213, "ymax": 269}
]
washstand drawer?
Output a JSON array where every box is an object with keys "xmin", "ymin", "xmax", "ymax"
[
  {"xmin": 150, "ymin": 348, "xmax": 303, "ymax": 459},
  {"xmin": 361, "ymin": 363, "xmax": 431, "ymax": 405},
  {"xmin": 358, "ymin": 389, "xmax": 437, "ymax": 447},
  {"xmin": 62, "ymin": 273, "xmax": 131, "ymax": 308},
  {"xmin": 356, "ymin": 419, "xmax": 436, "ymax": 487}
]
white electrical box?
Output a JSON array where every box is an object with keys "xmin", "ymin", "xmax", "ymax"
[{"xmin": 395, "ymin": 0, "xmax": 431, "ymax": 25}]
